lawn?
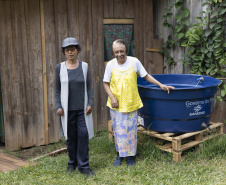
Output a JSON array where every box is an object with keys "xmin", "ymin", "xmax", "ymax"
[{"xmin": 0, "ymin": 131, "xmax": 225, "ymax": 185}]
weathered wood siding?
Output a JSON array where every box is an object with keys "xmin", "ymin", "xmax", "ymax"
[
  {"xmin": 154, "ymin": 0, "xmax": 208, "ymax": 74},
  {"xmin": 0, "ymin": 0, "xmax": 162, "ymax": 150},
  {"xmin": 211, "ymin": 79, "xmax": 226, "ymax": 133},
  {"xmin": 0, "ymin": 0, "xmax": 46, "ymax": 150}
]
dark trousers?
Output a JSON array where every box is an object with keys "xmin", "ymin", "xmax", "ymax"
[{"xmin": 67, "ymin": 110, "xmax": 89, "ymax": 170}]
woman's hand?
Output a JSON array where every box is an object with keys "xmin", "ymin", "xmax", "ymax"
[
  {"xmin": 103, "ymin": 82, "xmax": 119, "ymax": 108},
  {"xmin": 86, "ymin": 106, "xmax": 92, "ymax": 115},
  {"xmin": 57, "ymin": 108, "xmax": 64, "ymax": 116},
  {"xmin": 111, "ymin": 96, "xmax": 119, "ymax": 108},
  {"xmin": 160, "ymin": 84, "xmax": 175, "ymax": 94},
  {"xmin": 144, "ymin": 74, "xmax": 174, "ymax": 94}
]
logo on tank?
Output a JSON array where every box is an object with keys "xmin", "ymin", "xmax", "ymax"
[
  {"xmin": 185, "ymin": 100, "xmax": 209, "ymax": 116},
  {"xmin": 194, "ymin": 105, "xmax": 202, "ymax": 112}
]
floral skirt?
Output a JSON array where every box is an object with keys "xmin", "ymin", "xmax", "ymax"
[{"xmin": 110, "ymin": 109, "xmax": 138, "ymax": 157}]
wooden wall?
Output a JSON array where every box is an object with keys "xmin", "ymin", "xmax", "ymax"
[
  {"xmin": 211, "ymin": 79, "xmax": 226, "ymax": 133},
  {"xmin": 0, "ymin": 0, "xmax": 162, "ymax": 150},
  {"xmin": 0, "ymin": 0, "xmax": 46, "ymax": 150},
  {"xmin": 154, "ymin": 0, "xmax": 208, "ymax": 74}
]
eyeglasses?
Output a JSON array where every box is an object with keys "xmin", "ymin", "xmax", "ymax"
[
  {"xmin": 114, "ymin": 50, "xmax": 126, "ymax": 54},
  {"xmin": 65, "ymin": 47, "xmax": 76, "ymax": 53}
]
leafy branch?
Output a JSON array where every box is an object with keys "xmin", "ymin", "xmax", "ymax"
[{"xmin": 160, "ymin": 0, "xmax": 226, "ymax": 101}]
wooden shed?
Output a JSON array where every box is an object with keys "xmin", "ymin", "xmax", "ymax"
[
  {"xmin": 0, "ymin": 0, "xmax": 164, "ymax": 151},
  {"xmin": 0, "ymin": 0, "xmax": 225, "ymax": 151}
]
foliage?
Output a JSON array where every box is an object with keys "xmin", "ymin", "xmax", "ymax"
[
  {"xmin": 0, "ymin": 131, "xmax": 225, "ymax": 184},
  {"xmin": 160, "ymin": 0, "xmax": 226, "ymax": 101},
  {"xmin": 160, "ymin": 0, "xmax": 191, "ymax": 65}
]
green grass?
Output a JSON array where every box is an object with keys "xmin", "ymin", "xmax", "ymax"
[{"xmin": 0, "ymin": 132, "xmax": 225, "ymax": 185}]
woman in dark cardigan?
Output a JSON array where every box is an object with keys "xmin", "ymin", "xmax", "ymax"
[{"xmin": 55, "ymin": 37, "xmax": 95, "ymax": 176}]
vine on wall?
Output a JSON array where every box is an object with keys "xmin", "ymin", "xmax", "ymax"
[{"xmin": 160, "ymin": 0, "xmax": 226, "ymax": 101}]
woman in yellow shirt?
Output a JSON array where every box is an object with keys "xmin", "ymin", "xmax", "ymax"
[{"xmin": 103, "ymin": 39, "xmax": 174, "ymax": 167}]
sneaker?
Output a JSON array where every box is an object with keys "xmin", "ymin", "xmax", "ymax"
[
  {"xmin": 113, "ymin": 156, "xmax": 123, "ymax": 166},
  {"xmin": 126, "ymin": 156, "xmax": 136, "ymax": 167},
  {"xmin": 66, "ymin": 165, "xmax": 75, "ymax": 173},
  {"xmin": 79, "ymin": 168, "xmax": 95, "ymax": 176}
]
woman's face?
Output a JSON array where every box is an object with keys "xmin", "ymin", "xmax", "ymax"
[
  {"xmin": 64, "ymin": 46, "xmax": 78, "ymax": 60},
  {"xmin": 112, "ymin": 42, "xmax": 127, "ymax": 63}
]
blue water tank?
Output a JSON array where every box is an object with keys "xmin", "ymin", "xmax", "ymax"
[{"xmin": 137, "ymin": 74, "xmax": 221, "ymax": 133}]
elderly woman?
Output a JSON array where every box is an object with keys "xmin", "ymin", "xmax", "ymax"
[
  {"xmin": 103, "ymin": 39, "xmax": 174, "ymax": 167},
  {"xmin": 55, "ymin": 37, "xmax": 95, "ymax": 176}
]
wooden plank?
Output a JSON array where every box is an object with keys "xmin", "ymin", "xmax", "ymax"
[
  {"xmin": 173, "ymin": 122, "xmax": 223, "ymax": 140},
  {"xmin": 68, "ymin": 0, "xmax": 79, "ymax": 38},
  {"xmin": 216, "ymin": 78, "xmax": 226, "ymax": 80},
  {"xmin": 40, "ymin": 0, "xmax": 49, "ymax": 145},
  {"xmin": 21, "ymin": 0, "xmax": 34, "ymax": 148},
  {"xmin": 178, "ymin": 133, "xmax": 222, "ymax": 152},
  {"xmin": 155, "ymin": 142, "xmax": 172, "ymax": 152},
  {"xmin": 92, "ymin": 0, "xmax": 107, "ymax": 130},
  {"xmin": 189, "ymin": 0, "xmax": 203, "ymax": 27},
  {"xmin": 0, "ymin": 79, "xmax": 4, "ymax": 141},
  {"xmin": 138, "ymin": 130, "xmax": 173, "ymax": 141},
  {"xmin": 168, "ymin": 1, "xmax": 184, "ymax": 74},
  {"xmin": 154, "ymin": 0, "xmax": 169, "ymax": 74},
  {"xmin": 173, "ymin": 151, "xmax": 182, "ymax": 162},
  {"xmin": 8, "ymin": 0, "xmax": 33, "ymax": 150},
  {"xmin": 218, "ymin": 125, "xmax": 224, "ymax": 135},
  {"xmin": 172, "ymin": 140, "xmax": 181, "ymax": 151},
  {"xmin": 180, "ymin": 141, "xmax": 200, "ymax": 151},
  {"xmin": 152, "ymin": 39, "xmax": 164, "ymax": 74},
  {"xmin": 103, "ymin": 19, "xmax": 134, "ymax": 24},
  {"xmin": 92, "ymin": 0, "xmax": 98, "ymax": 130},
  {"xmin": 143, "ymin": 0, "xmax": 153, "ymax": 72},
  {"xmin": 31, "ymin": 147, "xmax": 67, "ymax": 162},
  {"xmin": 124, "ymin": 0, "xmax": 134, "ymax": 18},
  {"xmin": 114, "ymin": 0, "xmax": 124, "ymax": 18},
  {"xmin": 134, "ymin": 0, "xmax": 144, "ymax": 64},
  {"xmin": 97, "ymin": 0, "xmax": 108, "ymax": 130},
  {"xmin": 54, "ymin": 0, "xmax": 68, "ymax": 63},
  {"xmin": 5, "ymin": 0, "xmax": 20, "ymax": 150},
  {"xmin": 67, "ymin": 0, "xmax": 79, "ymax": 39},
  {"xmin": 195, "ymin": 133, "xmax": 203, "ymax": 142},
  {"xmin": 139, "ymin": 129, "xmax": 167, "ymax": 139},
  {"xmin": 202, "ymin": 133, "xmax": 222, "ymax": 143},
  {"xmin": 86, "ymin": 0, "xmax": 94, "ymax": 105},
  {"xmin": 146, "ymin": 41, "xmax": 163, "ymax": 74},
  {"xmin": 211, "ymin": 79, "xmax": 226, "ymax": 133},
  {"xmin": 86, "ymin": 0, "xmax": 94, "ymax": 113},
  {"xmin": 103, "ymin": 0, "xmax": 114, "ymax": 18},
  {"xmin": 108, "ymin": 120, "xmax": 113, "ymax": 141},
  {"xmin": 146, "ymin": 48, "xmax": 160, "ymax": 52},
  {"xmin": 0, "ymin": 0, "xmax": 18, "ymax": 150},
  {"xmin": 43, "ymin": 0, "xmax": 59, "ymax": 143},
  {"xmin": 92, "ymin": 0, "xmax": 101, "ymax": 130},
  {"xmin": 25, "ymin": 0, "xmax": 45, "ymax": 147},
  {"xmin": 162, "ymin": 133, "xmax": 175, "ymax": 137},
  {"xmin": 78, "ymin": 0, "xmax": 88, "ymax": 62}
]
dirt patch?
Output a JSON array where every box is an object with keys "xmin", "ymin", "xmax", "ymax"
[{"xmin": 4, "ymin": 140, "xmax": 66, "ymax": 160}]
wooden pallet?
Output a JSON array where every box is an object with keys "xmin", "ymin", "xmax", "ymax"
[{"xmin": 107, "ymin": 121, "xmax": 224, "ymax": 162}]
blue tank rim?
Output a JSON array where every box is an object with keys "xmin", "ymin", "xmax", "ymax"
[{"xmin": 137, "ymin": 74, "xmax": 221, "ymax": 90}]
